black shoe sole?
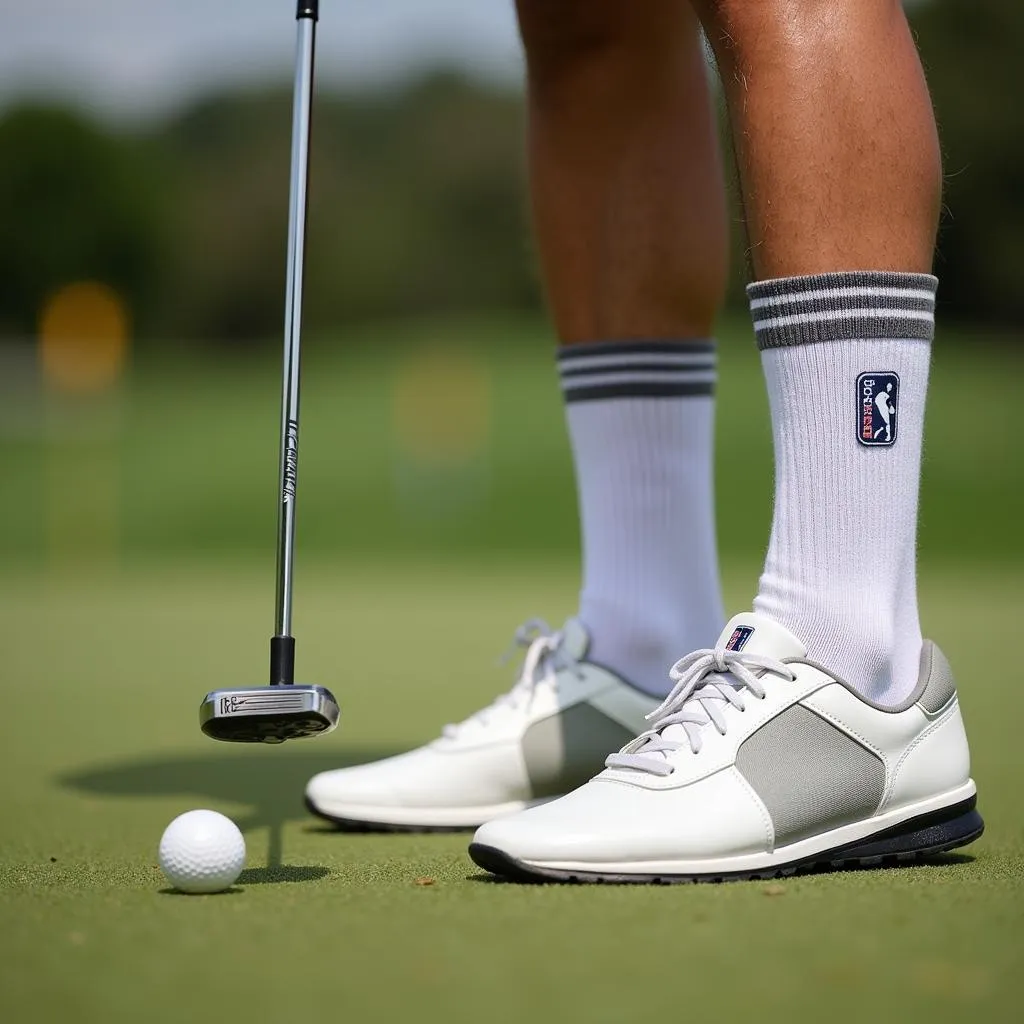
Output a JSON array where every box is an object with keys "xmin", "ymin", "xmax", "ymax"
[
  {"xmin": 468, "ymin": 795, "xmax": 984, "ymax": 884},
  {"xmin": 304, "ymin": 795, "xmax": 475, "ymax": 833}
]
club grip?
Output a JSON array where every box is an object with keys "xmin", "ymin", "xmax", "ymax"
[
  {"xmin": 297, "ymin": 1, "xmax": 319, "ymax": 20},
  {"xmin": 270, "ymin": 635, "xmax": 296, "ymax": 686}
]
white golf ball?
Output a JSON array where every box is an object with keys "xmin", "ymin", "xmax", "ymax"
[{"xmin": 158, "ymin": 809, "xmax": 246, "ymax": 894}]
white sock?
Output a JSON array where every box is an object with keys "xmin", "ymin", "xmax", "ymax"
[
  {"xmin": 748, "ymin": 271, "xmax": 936, "ymax": 705},
  {"xmin": 558, "ymin": 340, "xmax": 725, "ymax": 697}
]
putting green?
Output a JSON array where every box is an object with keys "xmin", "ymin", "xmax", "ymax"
[{"xmin": 1, "ymin": 562, "xmax": 1021, "ymax": 1023}]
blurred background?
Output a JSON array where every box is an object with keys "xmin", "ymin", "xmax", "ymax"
[
  {"xmin": 1, "ymin": 6, "xmax": 1022, "ymax": 1019},
  {"xmin": 0, "ymin": 0, "xmax": 1020, "ymax": 573}
]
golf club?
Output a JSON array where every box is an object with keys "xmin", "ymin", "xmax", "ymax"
[{"xmin": 199, "ymin": 0, "xmax": 340, "ymax": 743}]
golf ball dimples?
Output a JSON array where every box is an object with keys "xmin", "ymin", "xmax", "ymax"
[{"xmin": 159, "ymin": 809, "xmax": 246, "ymax": 893}]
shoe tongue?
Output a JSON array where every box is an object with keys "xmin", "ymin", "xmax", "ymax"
[
  {"xmin": 715, "ymin": 613, "xmax": 806, "ymax": 660},
  {"xmin": 559, "ymin": 618, "xmax": 590, "ymax": 661}
]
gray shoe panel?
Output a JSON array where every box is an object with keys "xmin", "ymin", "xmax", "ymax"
[
  {"xmin": 736, "ymin": 704, "xmax": 885, "ymax": 846},
  {"xmin": 797, "ymin": 639, "xmax": 958, "ymax": 714},
  {"xmin": 916, "ymin": 641, "xmax": 957, "ymax": 714},
  {"xmin": 522, "ymin": 703, "xmax": 636, "ymax": 799}
]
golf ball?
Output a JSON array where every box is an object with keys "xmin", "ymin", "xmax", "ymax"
[{"xmin": 158, "ymin": 809, "xmax": 246, "ymax": 894}]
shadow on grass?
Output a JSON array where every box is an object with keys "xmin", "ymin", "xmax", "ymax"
[
  {"xmin": 59, "ymin": 748, "xmax": 403, "ymax": 871},
  {"xmin": 238, "ymin": 865, "xmax": 332, "ymax": 884},
  {"xmin": 303, "ymin": 823, "xmax": 473, "ymax": 835},
  {"xmin": 157, "ymin": 867, "xmax": 332, "ymax": 896},
  {"xmin": 159, "ymin": 887, "xmax": 245, "ymax": 897}
]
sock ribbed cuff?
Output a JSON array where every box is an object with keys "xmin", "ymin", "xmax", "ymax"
[
  {"xmin": 557, "ymin": 339, "xmax": 716, "ymax": 404},
  {"xmin": 747, "ymin": 272, "xmax": 938, "ymax": 350}
]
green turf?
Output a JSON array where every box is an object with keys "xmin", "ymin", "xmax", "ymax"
[
  {"xmin": 1, "ymin": 561, "xmax": 1022, "ymax": 1023},
  {"xmin": 2, "ymin": 314, "xmax": 1022, "ymax": 567},
  {"xmin": 2, "ymin": 315, "xmax": 1021, "ymax": 1018}
]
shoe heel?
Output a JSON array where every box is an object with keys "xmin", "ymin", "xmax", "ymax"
[{"xmin": 829, "ymin": 796, "xmax": 983, "ymax": 867}]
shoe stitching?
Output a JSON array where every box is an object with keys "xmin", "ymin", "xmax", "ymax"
[
  {"xmin": 882, "ymin": 699, "xmax": 961, "ymax": 810},
  {"xmin": 798, "ymin": 695, "xmax": 891, "ymax": 766},
  {"xmin": 729, "ymin": 764, "xmax": 776, "ymax": 853}
]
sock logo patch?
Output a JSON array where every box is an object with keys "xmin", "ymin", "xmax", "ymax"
[
  {"xmin": 726, "ymin": 626, "xmax": 755, "ymax": 652},
  {"xmin": 856, "ymin": 372, "xmax": 899, "ymax": 446}
]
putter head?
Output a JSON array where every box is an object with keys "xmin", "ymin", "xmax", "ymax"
[{"xmin": 199, "ymin": 685, "xmax": 340, "ymax": 744}]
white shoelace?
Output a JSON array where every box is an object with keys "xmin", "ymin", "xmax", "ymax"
[
  {"xmin": 442, "ymin": 619, "xmax": 584, "ymax": 739},
  {"xmin": 605, "ymin": 644, "xmax": 796, "ymax": 776}
]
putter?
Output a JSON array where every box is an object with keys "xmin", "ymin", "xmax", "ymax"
[{"xmin": 200, "ymin": 0, "xmax": 340, "ymax": 744}]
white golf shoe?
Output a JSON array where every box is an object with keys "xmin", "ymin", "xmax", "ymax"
[
  {"xmin": 470, "ymin": 612, "xmax": 983, "ymax": 882},
  {"xmin": 305, "ymin": 619, "xmax": 657, "ymax": 830}
]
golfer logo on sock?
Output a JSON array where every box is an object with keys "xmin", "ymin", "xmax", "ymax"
[{"xmin": 857, "ymin": 372, "xmax": 900, "ymax": 446}]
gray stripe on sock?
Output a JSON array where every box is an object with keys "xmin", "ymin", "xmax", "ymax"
[
  {"xmin": 753, "ymin": 295, "xmax": 935, "ymax": 319},
  {"xmin": 560, "ymin": 370, "xmax": 717, "ymax": 390},
  {"xmin": 563, "ymin": 380, "xmax": 716, "ymax": 403},
  {"xmin": 558, "ymin": 339, "xmax": 717, "ymax": 401},
  {"xmin": 747, "ymin": 272, "xmax": 938, "ymax": 350},
  {"xmin": 560, "ymin": 359, "xmax": 716, "ymax": 379}
]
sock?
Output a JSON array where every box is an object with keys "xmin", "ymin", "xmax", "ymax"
[
  {"xmin": 748, "ymin": 271, "xmax": 936, "ymax": 705},
  {"xmin": 558, "ymin": 340, "xmax": 725, "ymax": 698}
]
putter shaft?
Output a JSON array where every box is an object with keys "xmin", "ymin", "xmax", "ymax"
[{"xmin": 272, "ymin": 1, "xmax": 318, "ymax": 681}]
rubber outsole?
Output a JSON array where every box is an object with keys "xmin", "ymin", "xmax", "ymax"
[
  {"xmin": 468, "ymin": 796, "xmax": 984, "ymax": 884},
  {"xmin": 304, "ymin": 795, "xmax": 475, "ymax": 833}
]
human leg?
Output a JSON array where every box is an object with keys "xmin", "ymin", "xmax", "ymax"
[
  {"xmin": 306, "ymin": 0, "xmax": 731, "ymax": 827},
  {"xmin": 519, "ymin": 0, "xmax": 728, "ymax": 695},
  {"xmin": 471, "ymin": 0, "xmax": 981, "ymax": 879}
]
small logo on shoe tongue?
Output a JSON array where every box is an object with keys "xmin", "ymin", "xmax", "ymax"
[
  {"xmin": 726, "ymin": 626, "xmax": 754, "ymax": 652},
  {"xmin": 857, "ymin": 372, "xmax": 899, "ymax": 446}
]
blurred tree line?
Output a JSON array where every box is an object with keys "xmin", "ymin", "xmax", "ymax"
[
  {"xmin": 0, "ymin": 0, "xmax": 1020, "ymax": 345},
  {"xmin": 0, "ymin": 72, "xmax": 531, "ymax": 344}
]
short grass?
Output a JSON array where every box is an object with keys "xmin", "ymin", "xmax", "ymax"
[{"xmin": 1, "ymin": 561, "xmax": 1022, "ymax": 1023}]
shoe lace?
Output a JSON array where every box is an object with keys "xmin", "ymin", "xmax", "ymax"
[
  {"xmin": 442, "ymin": 618, "xmax": 584, "ymax": 738},
  {"xmin": 605, "ymin": 643, "xmax": 796, "ymax": 776}
]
